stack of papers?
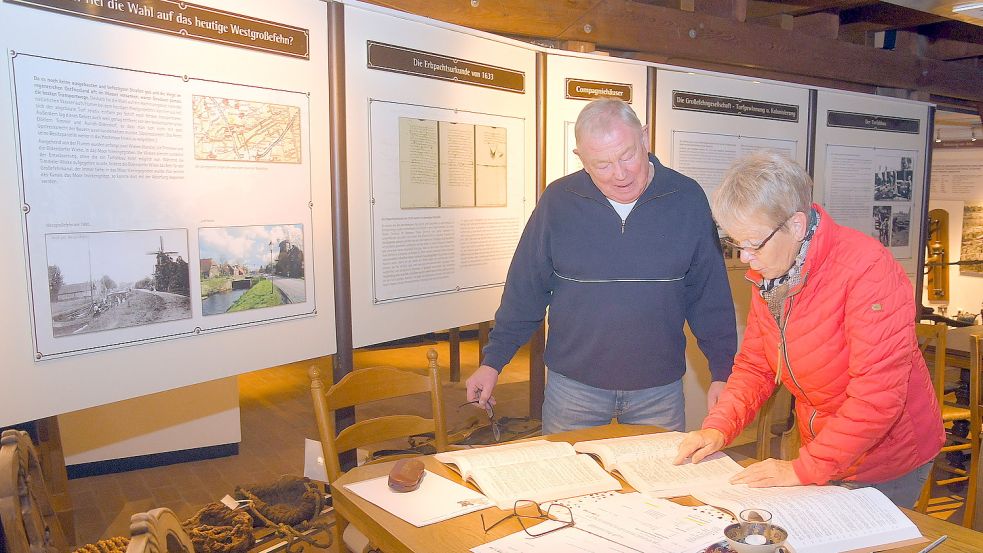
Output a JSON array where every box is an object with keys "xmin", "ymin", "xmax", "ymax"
[
  {"xmin": 344, "ymin": 469, "xmax": 493, "ymax": 527},
  {"xmin": 472, "ymin": 492, "xmax": 730, "ymax": 553}
]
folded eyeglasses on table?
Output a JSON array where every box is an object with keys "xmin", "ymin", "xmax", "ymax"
[{"xmin": 480, "ymin": 499, "xmax": 574, "ymax": 538}]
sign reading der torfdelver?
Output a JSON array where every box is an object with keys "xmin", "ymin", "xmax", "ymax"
[
  {"xmin": 4, "ymin": 0, "xmax": 310, "ymax": 59},
  {"xmin": 672, "ymin": 90, "xmax": 799, "ymax": 122},
  {"xmin": 826, "ymin": 110, "xmax": 920, "ymax": 134},
  {"xmin": 366, "ymin": 41, "xmax": 525, "ymax": 94},
  {"xmin": 565, "ymin": 79, "xmax": 632, "ymax": 103}
]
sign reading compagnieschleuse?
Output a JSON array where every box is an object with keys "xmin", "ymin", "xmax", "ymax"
[
  {"xmin": 366, "ymin": 41, "xmax": 525, "ymax": 94},
  {"xmin": 826, "ymin": 110, "xmax": 920, "ymax": 134},
  {"xmin": 4, "ymin": 0, "xmax": 309, "ymax": 59},
  {"xmin": 672, "ymin": 90, "xmax": 799, "ymax": 122},
  {"xmin": 565, "ymin": 79, "xmax": 632, "ymax": 103}
]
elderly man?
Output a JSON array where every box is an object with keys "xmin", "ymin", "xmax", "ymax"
[{"xmin": 466, "ymin": 98, "xmax": 737, "ymax": 433}]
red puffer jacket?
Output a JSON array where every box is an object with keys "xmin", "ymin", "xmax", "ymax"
[{"xmin": 703, "ymin": 204, "xmax": 944, "ymax": 485}]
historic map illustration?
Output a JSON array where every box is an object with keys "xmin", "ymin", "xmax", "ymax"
[{"xmin": 192, "ymin": 95, "xmax": 302, "ymax": 163}]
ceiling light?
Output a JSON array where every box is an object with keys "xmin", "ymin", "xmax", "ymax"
[{"xmin": 953, "ymin": 2, "xmax": 983, "ymax": 12}]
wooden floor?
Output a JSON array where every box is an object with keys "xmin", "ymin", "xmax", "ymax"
[
  {"xmin": 65, "ymin": 337, "xmax": 531, "ymax": 548},
  {"xmin": 63, "ymin": 336, "xmax": 974, "ymax": 547}
]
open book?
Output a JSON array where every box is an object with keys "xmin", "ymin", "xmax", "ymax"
[
  {"xmin": 692, "ymin": 484, "xmax": 925, "ymax": 553},
  {"xmin": 433, "ymin": 440, "xmax": 621, "ymax": 509},
  {"xmin": 573, "ymin": 432, "xmax": 745, "ymax": 497}
]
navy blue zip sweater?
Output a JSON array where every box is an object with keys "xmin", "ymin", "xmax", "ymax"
[{"xmin": 482, "ymin": 154, "xmax": 737, "ymax": 390}]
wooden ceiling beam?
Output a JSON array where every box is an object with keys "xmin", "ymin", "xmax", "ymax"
[
  {"xmin": 366, "ymin": 0, "xmax": 602, "ymax": 38},
  {"xmin": 623, "ymin": 50, "xmax": 879, "ymax": 94},
  {"xmin": 917, "ymin": 20, "xmax": 983, "ymax": 44},
  {"xmin": 793, "ymin": 11, "xmax": 840, "ymax": 40},
  {"xmin": 837, "ymin": 3, "xmax": 947, "ymax": 28},
  {"xmin": 746, "ymin": 0, "xmax": 876, "ymax": 18},
  {"xmin": 693, "ymin": 0, "xmax": 747, "ymax": 21},
  {"xmin": 364, "ymin": 0, "xmax": 983, "ymax": 102},
  {"xmin": 749, "ymin": 13, "xmax": 794, "ymax": 30},
  {"xmin": 924, "ymin": 37, "xmax": 983, "ymax": 61}
]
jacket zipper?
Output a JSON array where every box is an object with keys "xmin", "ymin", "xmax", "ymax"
[
  {"xmin": 773, "ymin": 276, "xmax": 818, "ymax": 438},
  {"xmin": 617, "ymin": 194, "xmax": 662, "ymax": 234},
  {"xmin": 579, "ymin": 188, "xmax": 673, "ymax": 235}
]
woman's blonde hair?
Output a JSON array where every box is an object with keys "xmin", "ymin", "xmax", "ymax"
[{"xmin": 711, "ymin": 150, "xmax": 813, "ymax": 230}]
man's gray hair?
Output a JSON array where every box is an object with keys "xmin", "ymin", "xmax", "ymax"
[
  {"xmin": 711, "ymin": 150, "xmax": 813, "ymax": 229},
  {"xmin": 574, "ymin": 99, "xmax": 643, "ymax": 146}
]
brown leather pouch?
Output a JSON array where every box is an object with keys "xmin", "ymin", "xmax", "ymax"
[{"xmin": 387, "ymin": 458, "xmax": 426, "ymax": 492}]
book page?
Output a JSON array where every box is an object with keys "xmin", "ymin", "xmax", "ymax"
[
  {"xmin": 693, "ymin": 485, "xmax": 922, "ymax": 553},
  {"xmin": 438, "ymin": 121, "xmax": 476, "ymax": 207},
  {"xmin": 469, "ymin": 453, "xmax": 621, "ymax": 509},
  {"xmin": 434, "ymin": 440, "xmax": 576, "ymax": 480},
  {"xmin": 474, "ymin": 125, "xmax": 507, "ymax": 207},
  {"xmin": 615, "ymin": 453, "xmax": 743, "ymax": 497},
  {"xmin": 398, "ymin": 118, "xmax": 439, "ymax": 208},
  {"xmin": 574, "ymin": 431, "xmax": 687, "ymax": 470}
]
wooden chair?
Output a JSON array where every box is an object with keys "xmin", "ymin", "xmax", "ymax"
[
  {"xmin": 309, "ymin": 348, "xmax": 448, "ymax": 552},
  {"xmin": 754, "ymin": 387, "xmax": 799, "ymax": 462},
  {"xmin": 914, "ymin": 323, "xmax": 980, "ymax": 527},
  {"xmin": 125, "ymin": 508, "xmax": 195, "ymax": 553},
  {"xmin": 0, "ymin": 429, "xmax": 67, "ymax": 553}
]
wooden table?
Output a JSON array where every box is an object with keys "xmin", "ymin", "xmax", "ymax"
[{"xmin": 331, "ymin": 423, "xmax": 983, "ymax": 553}]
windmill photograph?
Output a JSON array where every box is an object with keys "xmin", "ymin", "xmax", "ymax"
[{"xmin": 45, "ymin": 229, "xmax": 192, "ymax": 337}]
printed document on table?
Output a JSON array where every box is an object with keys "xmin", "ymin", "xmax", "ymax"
[
  {"xmin": 471, "ymin": 492, "xmax": 728, "ymax": 553},
  {"xmin": 344, "ymin": 469, "xmax": 493, "ymax": 527},
  {"xmin": 693, "ymin": 485, "xmax": 925, "ymax": 553}
]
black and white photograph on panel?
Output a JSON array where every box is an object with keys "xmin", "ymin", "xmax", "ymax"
[
  {"xmin": 890, "ymin": 207, "xmax": 910, "ymax": 247},
  {"xmin": 871, "ymin": 206, "xmax": 892, "ymax": 247},
  {"xmin": 823, "ymin": 145, "xmax": 917, "ymax": 260},
  {"xmin": 961, "ymin": 202, "xmax": 983, "ymax": 276},
  {"xmin": 873, "ymin": 155, "xmax": 913, "ymax": 201},
  {"xmin": 45, "ymin": 229, "xmax": 192, "ymax": 337},
  {"xmin": 198, "ymin": 224, "xmax": 306, "ymax": 316}
]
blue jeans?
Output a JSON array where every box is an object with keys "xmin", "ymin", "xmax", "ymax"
[
  {"xmin": 541, "ymin": 370, "xmax": 685, "ymax": 435},
  {"xmin": 838, "ymin": 461, "xmax": 933, "ymax": 508}
]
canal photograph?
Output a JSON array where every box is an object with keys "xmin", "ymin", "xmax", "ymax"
[{"xmin": 198, "ymin": 224, "xmax": 306, "ymax": 316}]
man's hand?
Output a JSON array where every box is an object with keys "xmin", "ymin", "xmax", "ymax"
[
  {"xmin": 673, "ymin": 428, "xmax": 725, "ymax": 465},
  {"xmin": 707, "ymin": 380, "xmax": 726, "ymax": 410},
  {"xmin": 729, "ymin": 458, "xmax": 802, "ymax": 488},
  {"xmin": 465, "ymin": 365, "xmax": 500, "ymax": 408}
]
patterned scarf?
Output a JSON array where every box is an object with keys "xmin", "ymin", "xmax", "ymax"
[{"xmin": 757, "ymin": 208, "xmax": 820, "ymax": 323}]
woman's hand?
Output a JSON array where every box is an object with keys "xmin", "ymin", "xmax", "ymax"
[
  {"xmin": 729, "ymin": 458, "xmax": 802, "ymax": 487},
  {"xmin": 673, "ymin": 429, "xmax": 726, "ymax": 465}
]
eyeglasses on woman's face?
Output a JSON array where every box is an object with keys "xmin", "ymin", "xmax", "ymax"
[{"xmin": 722, "ymin": 215, "xmax": 792, "ymax": 255}]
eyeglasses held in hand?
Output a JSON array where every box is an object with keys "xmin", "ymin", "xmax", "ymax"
[
  {"xmin": 481, "ymin": 499, "xmax": 574, "ymax": 538},
  {"xmin": 459, "ymin": 400, "xmax": 502, "ymax": 442}
]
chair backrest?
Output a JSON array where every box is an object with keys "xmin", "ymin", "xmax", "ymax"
[
  {"xmin": 965, "ymin": 331, "xmax": 982, "ymax": 527},
  {"xmin": 126, "ymin": 508, "xmax": 195, "ymax": 553},
  {"xmin": 916, "ymin": 322, "xmax": 947, "ymax": 402},
  {"xmin": 309, "ymin": 348, "xmax": 447, "ymax": 483},
  {"xmin": 0, "ymin": 430, "xmax": 67, "ymax": 553}
]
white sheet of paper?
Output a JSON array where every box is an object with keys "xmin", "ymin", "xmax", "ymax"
[
  {"xmin": 471, "ymin": 493, "xmax": 729, "ymax": 553},
  {"xmin": 470, "ymin": 524, "xmax": 640, "ymax": 553},
  {"xmin": 303, "ymin": 438, "xmax": 329, "ymax": 482},
  {"xmin": 344, "ymin": 469, "xmax": 494, "ymax": 527}
]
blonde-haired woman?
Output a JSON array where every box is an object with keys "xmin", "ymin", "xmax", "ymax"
[{"xmin": 675, "ymin": 151, "xmax": 943, "ymax": 507}]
